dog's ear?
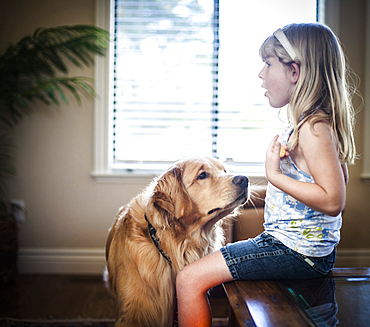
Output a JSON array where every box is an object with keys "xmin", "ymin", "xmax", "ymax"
[{"xmin": 152, "ymin": 166, "xmax": 193, "ymax": 223}]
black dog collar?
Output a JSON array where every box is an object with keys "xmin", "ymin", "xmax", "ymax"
[{"xmin": 145, "ymin": 214, "xmax": 172, "ymax": 265}]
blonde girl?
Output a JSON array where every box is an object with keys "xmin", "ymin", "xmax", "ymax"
[{"xmin": 176, "ymin": 23, "xmax": 357, "ymax": 327}]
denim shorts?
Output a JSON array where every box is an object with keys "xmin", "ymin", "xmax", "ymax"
[{"xmin": 220, "ymin": 232, "xmax": 336, "ymax": 281}]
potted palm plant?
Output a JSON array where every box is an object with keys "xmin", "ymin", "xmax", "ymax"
[{"xmin": 0, "ymin": 25, "xmax": 109, "ymax": 285}]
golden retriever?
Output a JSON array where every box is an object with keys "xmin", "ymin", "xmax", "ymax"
[{"xmin": 105, "ymin": 157, "xmax": 249, "ymax": 327}]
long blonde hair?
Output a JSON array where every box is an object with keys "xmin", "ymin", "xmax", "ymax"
[{"xmin": 260, "ymin": 23, "xmax": 358, "ymax": 164}]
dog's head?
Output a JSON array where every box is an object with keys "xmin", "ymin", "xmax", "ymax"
[{"xmin": 148, "ymin": 157, "xmax": 249, "ymax": 228}]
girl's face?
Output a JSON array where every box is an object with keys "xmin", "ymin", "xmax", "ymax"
[{"xmin": 258, "ymin": 53, "xmax": 297, "ymax": 108}]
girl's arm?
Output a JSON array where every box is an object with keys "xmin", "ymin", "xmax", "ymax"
[
  {"xmin": 342, "ymin": 162, "xmax": 349, "ymax": 185},
  {"xmin": 265, "ymin": 121, "xmax": 346, "ymax": 216}
]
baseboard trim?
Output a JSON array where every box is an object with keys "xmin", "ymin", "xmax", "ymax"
[
  {"xmin": 17, "ymin": 247, "xmax": 370, "ymax": 274},
  {"xmin": 18, "ymin": 248, "xmax": 106, "ymax": 275}
]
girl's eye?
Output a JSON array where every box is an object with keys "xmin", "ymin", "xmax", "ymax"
[{"xmin": 197, "ymin": 172, "xmax": 208, "ymax": 180}]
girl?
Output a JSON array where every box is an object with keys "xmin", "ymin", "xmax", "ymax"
[{"xmin": 175, "ymin": 23, "xmax": 357, "ymax": 327}]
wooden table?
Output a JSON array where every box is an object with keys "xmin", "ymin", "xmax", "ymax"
[{"xmin": 223, "ymin": 267, "xmax": 370, "ymax": 327}]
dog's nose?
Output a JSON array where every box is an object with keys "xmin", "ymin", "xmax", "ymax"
[{"xmin": 232, "ymin": 175, "xmax": 249, "ymax": 188}]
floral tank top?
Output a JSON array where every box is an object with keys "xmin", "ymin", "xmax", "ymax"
[{"xmin": 264, "ymin": 123, "xmax": 342, "ymax": 257}]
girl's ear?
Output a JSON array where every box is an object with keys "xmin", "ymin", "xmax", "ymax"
[{"xmin": 290, "ymin": 62, "xmax": 300, "ymax": 84}]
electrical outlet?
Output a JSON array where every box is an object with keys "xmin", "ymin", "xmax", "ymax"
[{"xmin": 11, "ymin": 199, "xmax": 25, "ymax": 223}]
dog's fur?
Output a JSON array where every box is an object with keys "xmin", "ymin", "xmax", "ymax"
[{"xmin": 105, "ymin": 157, "xmax": 249, "ymax": 327}]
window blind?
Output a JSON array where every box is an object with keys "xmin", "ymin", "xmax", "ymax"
[{"xmin": 113, "ymin": 0, "xmax": 219, "ymax": 170}]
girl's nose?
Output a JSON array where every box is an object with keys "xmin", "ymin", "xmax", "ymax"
[
  {"xmin": 258, "ymin": 69, "xmax": 264, "ymax": 79},
  {"xmin": 258, "ymin": 66, "xmax": 265, "ymax": 79}
]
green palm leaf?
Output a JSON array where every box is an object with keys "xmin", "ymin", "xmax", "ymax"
[{"xmin": 0, "ymin": 25, "xmax": 109, "ymax": 127}]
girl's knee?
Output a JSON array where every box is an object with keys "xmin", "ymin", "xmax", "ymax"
[
  {"xmin": 176, "ymin": 263, "xmax": 210, "ymax": 298},
  {"xmin": 176, "ymin": 264, "xmax": 193, "ymax": 291}
]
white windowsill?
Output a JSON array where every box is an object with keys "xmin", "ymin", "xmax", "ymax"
[{"xmin": 90, "ymin": 172, "xmax": 158, "ymax": 184}]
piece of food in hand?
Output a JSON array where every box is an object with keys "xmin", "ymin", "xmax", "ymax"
[{"xmin": 280, "ymin": 146, "xmax": 286, "ymax": 158}]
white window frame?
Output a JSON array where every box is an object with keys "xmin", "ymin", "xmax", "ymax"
[{"xmin": 91, "ymin": 0, "xmax": 341, "ymax": 183}]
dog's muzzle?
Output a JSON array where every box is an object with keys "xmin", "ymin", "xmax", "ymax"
[{"xmin": 207, "ymin": 175, "xmax": 249, "ymax": 215}]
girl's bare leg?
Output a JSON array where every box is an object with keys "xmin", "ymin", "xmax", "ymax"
[{"xmin": 176, "ymin": 250, "xmax": 233, "ymax": 327}]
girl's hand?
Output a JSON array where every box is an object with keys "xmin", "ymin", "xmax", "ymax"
[{"xmin": 265, "ymin": 135, "xmax": 288, "ymax": 183}]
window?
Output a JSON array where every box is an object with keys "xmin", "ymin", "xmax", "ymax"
[{"xmin": 93, "ymin": 0, "xmax": 332, "ymax": 181}]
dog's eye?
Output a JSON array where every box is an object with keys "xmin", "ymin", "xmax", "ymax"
[{"xmin": 197, "ymin": 172, "xmax": 208, "ymax": 180}]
